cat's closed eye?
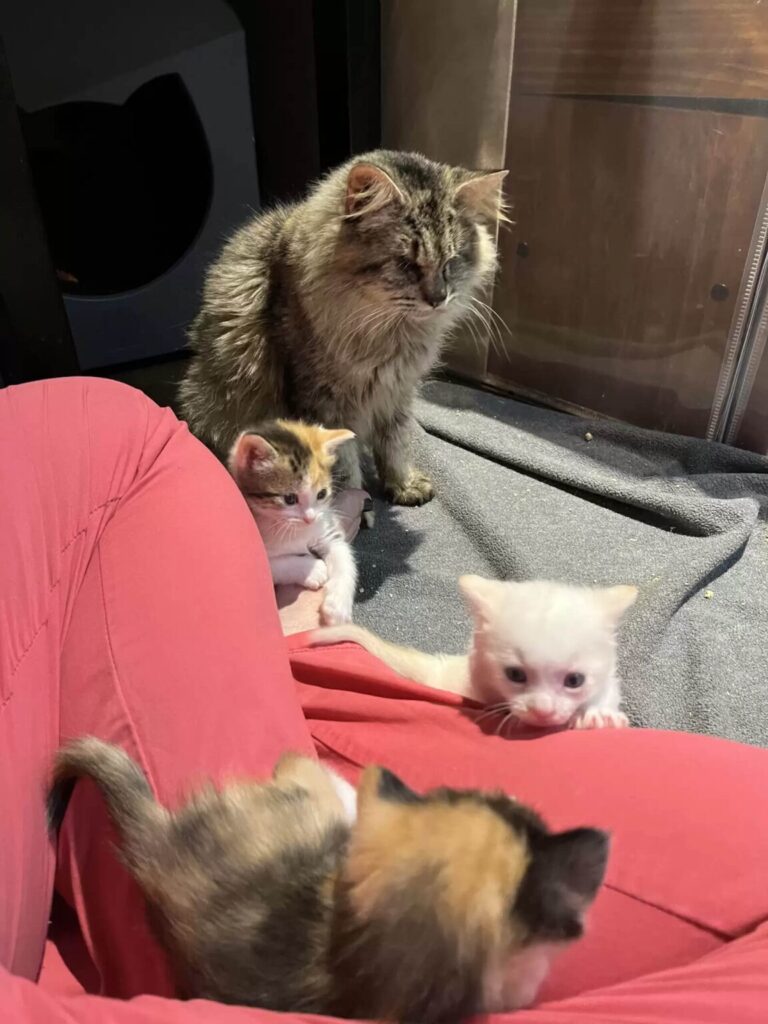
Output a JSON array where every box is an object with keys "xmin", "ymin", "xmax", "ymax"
[
  {"xmin": 564, "ymin": 672, "xmax": 585, "ymax": 689},
  {"xmin": 504, "ymin": 666, "xmax": 527, "ymax": 684},
  {"xmin": 443, "ymin": 256, "xmax": 462, "ymax": 280},
  {"xmin": 400, "ymin": 258, "xmax": 421, "ymax": 283}
]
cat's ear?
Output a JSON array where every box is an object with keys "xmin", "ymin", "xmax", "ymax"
[
  {"xmin": 228, "ymin": 432, "xmax": 278, "ymax": 480},
  {"xmin": 357, "ymin": 765, "xmax": 421, "ymax": 815},
  {"xmin": 455, "ymin": 169, "xmax": 510, "ymax": 223},
  {"xmin": 320, "ymin": 428, "xmax": 355, "ymax": 454},
  {"xmin": 519, "ymin": 828, "xmax": 610, "ymax": 941},
  {"xmin": 596, "ymin": 584, "xmax": 638, "ymax": 622},
  {"xmin": 458, "ymin": 574, "xmax": 506, "ymax": 627},
  {"xmin": 345, "ymin": 163, "xmax": 404, "ymax": 219}
]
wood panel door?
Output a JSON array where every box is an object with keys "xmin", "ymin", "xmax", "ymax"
[
  {"xmin": 489, "ymin": 96, "xmax": 768, "ymax": 436},
  {"xmin": 482, "ymin": 0, "xmax": 768, "ymax": 439}
]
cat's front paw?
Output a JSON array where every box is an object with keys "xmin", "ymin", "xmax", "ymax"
[
  {"xmin": 385, "ymin": 469, "xmax": 435, "ymax": 507},
  {"xmin": 320, "ymin": 588, "xmax": 353, "ymax": 626},
  {"xmin": 571, "ymin": 708, "xmax": 629, "ymax": 730},
  {"xmin": 301, "ymin": 558, "xmax": 329, "ymax": 591}
]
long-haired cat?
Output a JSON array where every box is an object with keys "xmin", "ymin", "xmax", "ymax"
[
  {"xmin": 178, "ymin": 150, "xmax": 508, "ymax": 507},
  {"xmin": 48, "ymin": 738, "xmax": 609, "ymax": 1021},
  {"xmin": 228, "ymin": 419, "xmax": 357, "ymax": 625},
  {"xmin": 312, "ymin": 576, "xmax": 638, "ymax": 729}
]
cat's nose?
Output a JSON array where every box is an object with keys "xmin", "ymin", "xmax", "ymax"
[
  {"xmin": 421, "ymin": 277, "xmax": 448, "ymax": 308},
  {"xmin": 303, "ymin": 509, "xmax": 317, "ymax": 523},
  {"xmin": 527, "ymin": 707, "xmax": 556, "ymax": 724},
  {"xmin": 526, "ymin": 696, "xmax": 556, "ymax": 723}
]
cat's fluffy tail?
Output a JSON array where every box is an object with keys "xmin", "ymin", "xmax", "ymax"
[
  {"xmin": 47, "ymin": 737, "xmax": 168, "ymax": 860},
  {"xmin": 309, "ymin": 624, "xmax": 469, "ymax": 696}
]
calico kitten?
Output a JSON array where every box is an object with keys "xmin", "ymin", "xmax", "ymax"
[
  {"xmin": 312, "ymin": 576, "xmax": 638, "ymax": 729},
  {"xmin": 179, "ymin": 150, "xmax": 508, "ymax": 507},
  {"xmin": 228, "ymin": 419, "xmax": 357, "ymax": 625},
  {"xmin": 48, "ymin": 738, "xmax": 609, "ymax": 1021}
]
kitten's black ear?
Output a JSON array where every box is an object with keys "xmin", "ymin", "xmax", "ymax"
[
  {"xmin": 377, "ymin": 767, "xmax": 423, "ymax": 803},
  {"xmin": 517, "ymin": 828, "xmax": 610, "ymax": 941},
  {"xmin": 455, "ymin": 169, "xmax": 510, "ymax": 223},
  {"xmin": 345, "ymin": 163, "xmax": 404, "ymax": 218},
  {"xmin": 357, "ymin": 765, "xmax": 422, "ymax": 813},
  {"xmin": 228, "ymin": 432, "xmax": 278, "ymax": 481}
]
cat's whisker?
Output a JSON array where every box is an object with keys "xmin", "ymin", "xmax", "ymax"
[
  {"xmin": 457, "ymin": 303, "xmax": 490, "ymax": 358},
  {"xmin": 460, "ymin": 298, "xmax": 494, "ymax": 344},
  {"xmin": 459, "ymin": 305, "xmax": 486, "ymax": 356},
  {"xmin": 465, "ymin": 300, "xmax": 497, "ymax": 351},
  {"xmin": 501, "ymin": 711, "xmax": 520, "ymax": 738},
  {"xmin": 350, "ymin": 302, "xmax": 400, "ymax": 338},
  {"xmin": 473, "ymin": 701, "xmax": 510, "ymax": 727},
  {"xmin": 467, "ymin": 295, "xmax": 511, "ymax": 357}
]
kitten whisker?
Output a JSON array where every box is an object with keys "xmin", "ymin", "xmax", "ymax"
[
  {"xmin": 473, "ymin": 701, "xmax": 510, "ymax": 726},
  {"xmin": 501, "ymin": 710, "xmax": 520, "ymax": 738}
]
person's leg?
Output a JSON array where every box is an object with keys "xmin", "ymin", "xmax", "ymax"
[{"xmin": 0, "ymin": 378, "xmax": 312, "ymax": 993}]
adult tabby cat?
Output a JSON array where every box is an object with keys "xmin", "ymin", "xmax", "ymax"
[{"xmin": 178, "ymin": 150, "xmax": 507, "ymax": 506}]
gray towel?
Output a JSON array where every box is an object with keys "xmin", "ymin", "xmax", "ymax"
[{"xmin": 353, "ymin": 378, "xmax": 768, "ymax": 748}]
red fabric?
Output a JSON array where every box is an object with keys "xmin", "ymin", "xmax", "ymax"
[
  {"xmin": 1, "ymin": 377, "xmax": 767, "ymax": 1023},
  {"xmin": 0, "ymin": 378, "xmax": 312, "ymax": 994}
]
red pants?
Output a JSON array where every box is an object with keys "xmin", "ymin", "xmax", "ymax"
[{"xmin": 0, "ymin": 377, "xmax": 766, "ymax": 1023}]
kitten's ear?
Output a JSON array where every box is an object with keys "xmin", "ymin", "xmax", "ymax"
[
  {"xmin": 455, "ymin": 169, "xmax": 510, "ymax": 223},
  {"xmin": 321, "ymin": 428, "xmax": 355, "ymax": 454},
  {"xmin": 597, "ymin": 585, "xmax": 638, "ymax": 622},
  {"xmin": 519, "ymin": 828, "xmax": 610, "ymax": 941},
  {"xmin": 459, "ymin": 574, "xmax": 506, "ymax": 627},
  {"xmin": 345, "ymin": 162, "xmax": 404, "ymax": 219},
  {"xmin": 228, "ymin": 432, "xmax": 278, "ymax": 480},
  {"xmin": 357, "ymin": 765, "xmax": 421, "ymax": 815}
]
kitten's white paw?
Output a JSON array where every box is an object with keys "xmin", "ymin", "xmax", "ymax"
[
  {"xmin": 301, "ymin": 559, "xmax": 328, "ymax": 591},
  {"xmin": 320, "ymin": 589, "xmax": 353, "ymax": 626},
  {"xmin": 572, "ymin": 708, "xmax": 629, "ymax": 730}
]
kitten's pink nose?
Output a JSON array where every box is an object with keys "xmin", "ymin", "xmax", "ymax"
[
  {"xmin": 527, "ymin": 707, "xmax": 557, "ymax": 724},
  {"xmin": 525, "ymin": 697, "xmax": 556, "ymax": 724},
  {"xmin": 303, "ymin": 510, "xmax": 317, "ymax": 523}
]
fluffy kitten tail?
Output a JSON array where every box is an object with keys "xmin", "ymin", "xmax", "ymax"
[
  {"xmin": 47, "ymin": 737, "xmax": 166, "ymax": 854},
  {"xmin": 309, "ymin": 624, "xmax": 470, "ymax": 696}
]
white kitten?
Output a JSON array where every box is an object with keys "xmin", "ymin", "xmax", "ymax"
[
  {"xmin": 311, "ymin": 576, "xmax": 638, "ymax": 729},
  {"xmin": 228, "ymin": 420, "xmax": 358, "ymax": 625}
]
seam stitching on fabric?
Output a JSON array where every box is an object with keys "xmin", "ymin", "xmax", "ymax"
[
  {"xmin": 5, "ymin": 497, "xmax": 123, "ymax": 696},
  {"xmin": 602, "ymin": 880, "xmax": 733, "ymax": 941},
  {"xmin": 95, "ymin": 544, "xmax": 161, "ymax": 795}
]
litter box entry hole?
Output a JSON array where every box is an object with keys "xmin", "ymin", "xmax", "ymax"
[{"xmin": 21, "ymin": 73, "xmax": 213, "ymax": 296}]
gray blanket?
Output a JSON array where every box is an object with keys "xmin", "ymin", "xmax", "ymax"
[{"xmin": 352, "ymin": 378, "xmax": 768, "ymax": 748}]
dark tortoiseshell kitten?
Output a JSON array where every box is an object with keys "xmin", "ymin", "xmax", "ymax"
[{"xmin": 48, "ymin": 739, "xmax": 608, "ymax": 1022}]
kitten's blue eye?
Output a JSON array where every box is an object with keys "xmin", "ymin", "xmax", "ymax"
[
  {"xmin": 317, "ymin": 488, "xmax": 328, "ymax": 501},
  {"xmin": 284, "ymin": 493, "xmax": 298, "ymax": 505},
  {"xmin": 564, "ymin": 672, "xmax": 585, "ymax": 689},
  {"xmin": 504, "ymin": 667, "xmax": 527, "ymax": 684}
]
